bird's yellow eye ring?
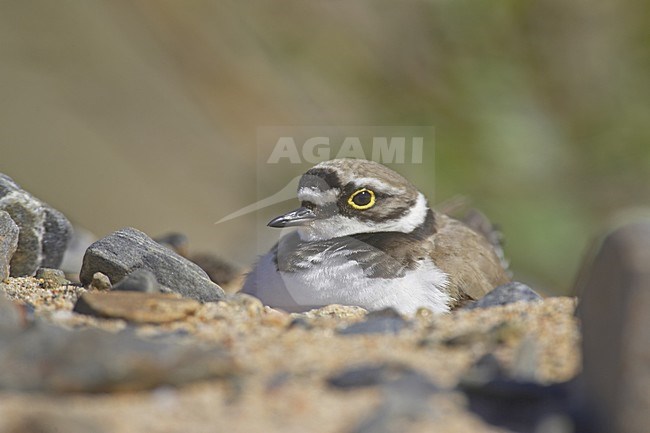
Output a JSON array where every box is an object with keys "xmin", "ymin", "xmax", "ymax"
[{"xmin": 348, "ymin": 188, "xmax": 376, "ymax": 210}]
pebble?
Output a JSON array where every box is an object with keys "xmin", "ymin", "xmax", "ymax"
[
  {"xmin": 41, "ymin": 207, "xmax": 74, "ymax": 269},
  {"xmin": 0, "ymin": 323, "xmax": 236, "ymax": 392},
  {"xmin": 575, "ymin": 220, "xmax": 650, "ymax": 433},
  {"xmin": 112, "ymin": 269, "xmax": 161, "ymax": 293},
  {"xmin": 89, "ymin": 272, "xmax": 112, "ymax": 291},
  {"xmin": 0, "ymin": 211, "xmax": 19, "ymax": 281},
  {"xmin": 73, "ymin": 291, "xmax": 201, "ymax": 324},
  {"xmin": 0, "ymin": 173, "xmax": 73, "ymax": 276},
  {"xmin": 339, "ymin": 363, "xmax": 440, "ymax": 433},
  {"xmin": 35, "ymin": 268, "xmax": 69, "ymax": 289},
  {"xmin": 327, "ymin": 363, "xmax": 436, "ymax": 390},
  {"xmin": 338, "ymin": 316, "xmax": 408, "ymax": 336},
  {"xmin": 464, "ymin": 282, "xmax": 542, "ymax": 310},
  {"xmin": 79, "ymin": 227, "xmax": 224, "ymax": 302}
]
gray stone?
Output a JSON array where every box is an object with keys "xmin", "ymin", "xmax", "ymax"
[
  {"xmin": 338, "ymin": 316, "xmax": 408, "ymax": 336},
  {"xmin": 0, "ymin": 211, "xmax": 19, "ymax": 281},
  {"xmin": 0, "ymin": 174, "xmax": 72, "ymax": 276},
  {"xmin": 112, "ymin": 269, "xmax": 161, "ymax": 293},
  {"xmin": 338, "ymin": 363, "xmax": 440, "ymax": 433},
  {"xmin": 327, "ymin": 363, "xmax": 437, "ymax": 391},
  {"xmin": 464, "ymin": 282, "xmax": 542, "ymax": 310},
  {"xmin": 0, "ymin": 323, "xmax": 236, "ymax": 392},
  {"xmin": 41, "ymin": 207, "xmax": 74, "ymax": 269},
  {"xmin": 80, "ymin": 228, "xmax": 224, "ymax": 302},
  {"xmin": 575, "ymin": 220, "xmax": 650, "ymax": 433},
  {"xmin": 35, "ymin": 268, "xmax": 69, "ymax": 289}
]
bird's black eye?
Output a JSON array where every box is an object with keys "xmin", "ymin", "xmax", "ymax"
[{"xmin": 348, "ymin": 188, "xmax": 376, "ymax": 210}]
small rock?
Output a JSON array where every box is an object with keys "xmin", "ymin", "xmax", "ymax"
[
  {"xmin": 0, "ymin": 211, "xmax": 19, "ymax": 281},
  {"xmin": 35, "ymin": 268, "xmax": 69, "ymax": 289},
  {"xmin": 79, "ymin": 227, "xmax": 224, "ymax": 302},
  {"xmin": 73, "ymin": 291, "xmax": 201, "ymax": 324},
  {"xmin": 0, "ymin": 323, "xmax": 236, "ymax": 392},
  {"xmin": 112, "ymin": 269, "xmax": 161, "ymax": 293},
  {"xmin": 0, "ymin": 173, "xmax": 72, "ymax": 276},
  {"xmin": 90, "ymin": 272, "xmax": 112, "ymax": 291},
  {"xmin": 328, "ymin": 363, "xmax": 436, "ymax": 390},
  {"xmin": 464, "ymin": 282, "xmax": 542, "ymax": 310},
  {"xmin": 41, "ymin": 208, "xmax": 74, "ymax": 269},
  {"xmin": 366, "ymin": 307, "xmax": 403, "ymax": 319},
  {"xmin": 338, "ymin": 316, "xmax": 408, "ymax": 336},
  {"xmin": 288, "ymin": 317, "xmax": 313, "ymax": 330},
  {"xmin": 339, "ymin": 363, "xmax": 440, "ymax": 433},
  {"xmin": 460, "ymin": 353, "xmax": 508, "ymax": 387},
  {"xmin": 575, "ymin": 220, "xmax": 650, "ymax": 433}
]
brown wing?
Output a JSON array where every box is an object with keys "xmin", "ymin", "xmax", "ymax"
[{"xmin": 429, "ymin": 214, "xmax": 510, "ymax": 306}]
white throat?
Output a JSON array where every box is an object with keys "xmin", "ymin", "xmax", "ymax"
[{"xmin": 297, "ymin": 192, "xmax": 429, "ymax": 241}]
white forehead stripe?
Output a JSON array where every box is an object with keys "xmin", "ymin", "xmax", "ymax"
[
  {"xmin": 298, "ymin": 187, "xmax": 340, "ymax": 206},
  {"xmin": 352, "ymin": 177, "xmax": 405, "ymax": 195}
]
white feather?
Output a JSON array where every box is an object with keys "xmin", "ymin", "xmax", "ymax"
[{"xmin": 242, "ymin": 247, "xmax": 450, "ymax": 315}]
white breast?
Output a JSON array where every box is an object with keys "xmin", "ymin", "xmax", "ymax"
[{"xmin": 242, "ymin": 248, "xmax": 451, "ymax": 315}]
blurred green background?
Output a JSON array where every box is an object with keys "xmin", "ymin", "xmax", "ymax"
[{"xmin": 1, "ymin": 1, "xmax": 648, "ymax": 294}]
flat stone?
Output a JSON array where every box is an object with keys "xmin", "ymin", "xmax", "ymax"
[
  {"xmin": 79, "ymin": 228, "xmax": 224, "ymax": 302},
  {"xmin": 327, "ymin": 363, "xmax": 436, "ymax": 390},
  {"xmin": 0, "ymin": 174, "xmax": 72, "ymax": 276},
  {"xmin": 0, "ymin": 323, "xmax": 236, "ymax": 392},
  {"xmin": 464, "ymin": 281, "xmax": 542, "ymax": 310},
  {"xmin": 112, "ymin": 269, "xmax": 161, "ymax": 293},
  {"xmin": 73, "ymin": 291, "xmax": 201, "ymax": 324},
  {"xmin": 575, "ymin": 220, "xmax": 650, "ymax": 433},
  {"xmin": 338, "ymin": 316, "xmax": 408, "ymax": 336},
  {"xmin": 0, "ymin": 211, "xmax": 19, "ymax": 281}
]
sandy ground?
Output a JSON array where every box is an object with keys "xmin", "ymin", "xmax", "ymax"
[{"xmin": 0, "ymin": 277, "xmax": 579, "ymax": 433}]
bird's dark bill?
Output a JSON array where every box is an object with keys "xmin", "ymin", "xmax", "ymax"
[{"xmin": 268, "ymin": 207, "xmax": 316, "ymax": 228}]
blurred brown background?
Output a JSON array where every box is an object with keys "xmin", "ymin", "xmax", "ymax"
[{"xmin": 1, "ymin": 0, "xmax": 648, "ymax": 293}]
